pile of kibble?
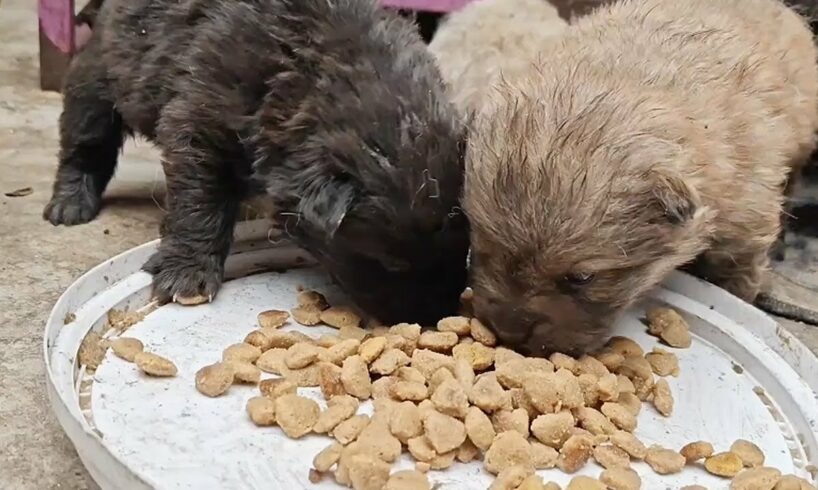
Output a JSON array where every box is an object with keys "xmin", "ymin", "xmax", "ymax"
[{"xmin": 104, "ymin": 290, "xmax": 813, "ymax": 490}]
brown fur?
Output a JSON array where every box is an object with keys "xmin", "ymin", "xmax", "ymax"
[{"xmin": 464, "ymin": 0, "xmax": 818, "ymax": 355}]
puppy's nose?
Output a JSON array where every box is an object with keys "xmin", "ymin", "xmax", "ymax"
[{"xmin": 483, "ymin": 305, "xmax": 539, "ymax": 346}]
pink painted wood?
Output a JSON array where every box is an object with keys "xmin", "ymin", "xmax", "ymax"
[{"xmin": 38, "ymin": 0, "xmax": 75, "ymax": 54}]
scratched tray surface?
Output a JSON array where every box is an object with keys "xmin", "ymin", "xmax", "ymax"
[{"xmin": 45, "ymin": 228, "xmax": 818, "ymax": 490}]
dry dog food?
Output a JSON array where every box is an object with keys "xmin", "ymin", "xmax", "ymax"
[
  {"xmin": 680, "ymin": 441, "xmax": 714, "ymax": 462},
  {"xmin": 705, "ymin": 451, "xmax": 745, "ymax": 477},
  {"xmin": 257, "ymin": 309, "xmax": 290, "ymax": 329},
  {"xmin": 189, "ymin": 292, "xmax": 803, "ymax": 490},
  {"xmin": 645, "ymin": 445, "xmax": 686, "ymax": 475},
  {"xmin": 134, "ymin": 352, "xmax": 177, "ymax": 377},
  {"xmin": 646, "ymin": 307, "xmax": 692, "ymax": 348},
  {"xmin": 246, "ymin": 396, "xmax": 277, "ymax": 426},
  {"xmin": 195, "ymin": 362, "xmax": 234, "ymax": 397},
  {"xmin": 110, "ymin": 337, "xmax": 144, "ymax": 362}
]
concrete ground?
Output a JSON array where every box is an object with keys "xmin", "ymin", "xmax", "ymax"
[{"xmin": 0, "ymin": 0, "xmax": 817, "ymax": 489}]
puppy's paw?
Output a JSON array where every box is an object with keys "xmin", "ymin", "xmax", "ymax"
[
  {"xmin": 143, "ymin": 247, "xmax": 224, "ymax": 304},
  {"xmin": 43, "ymin": 185, "xmax": 101, "ymax": 226}
]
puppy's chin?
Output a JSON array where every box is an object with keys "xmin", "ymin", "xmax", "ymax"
[{"xmin": 512, "ymin": 324, "xmax": 610, "ymax": 357}]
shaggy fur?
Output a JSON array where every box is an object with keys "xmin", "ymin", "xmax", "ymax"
[
  {"xmin": 44, "ymin": 0, "xmax": 469, "ymax": 325},
  {"xmin": 428, "ymin": 0, "xmax": 567, "ymax": 116},
  {"xmin": 465, "ymin": 0, "xmax": 818, "ymax": 355}
]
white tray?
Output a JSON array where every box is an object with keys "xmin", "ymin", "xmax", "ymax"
[{"xmin": 45, "ymin": 221, "xmax": 818, "ymax": 489}]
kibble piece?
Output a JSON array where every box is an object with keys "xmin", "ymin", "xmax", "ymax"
[
  {"xmin": 390, "ymin": 380, "xmax": 428, "ymax": 401},
  {"xmin": 774, "ymin": 475, "xmax": 813, "ymax": 490},
  {"xmin": 617, "ymin": 393, "xmax": 642, "ymax": 416},
  {"xmin": 470, "ymin": 374, "xmax": 511, "ymax": 413},
  {"xmin": 597, "ymin": 373, "xmax": 620, "ymax": 402},
  {"xmin": 267, "ymin": 330, "xmax": 312, "ymax": 349},
  {"xmin": 314, "ymin": 394, "xmax": 359, "ymax": 434},
  {"xmin": 557, "ymin": 434, "xmax": 594, "ymax": 473},
  {"xmin": 410, "ymin": 349, "xmax": 457, "ymax": 381},
  {"xmin": 680, "ymin": 441, "xmax": 714, "ymax": 462},
  {"xmin": 594, "ymin": 350, "xmax": 625, "ymax": 372},
  {"xmin": 341, "ymin": 355, "xmax": 372, "ymax": 399},
  {"xmin": 385, "ymin": 470, "xmax": 430, "ymax": 490},
  {"xmin": 390, "ymin": 401, "xmax": 423, "ymax": 443},
  {"xmin": 731, "ymin": 439, "xmax": 765, "ymax": 467},
  {"xmin": 517, "ymin": 475, "xmax": 548, "ymax": 490},
  {"xmin": 705, "ymin": 451, "xmax": 745, "ymax": 477},
  {"xmin": 593, "ymin": 444, "xmax": 630, "ymax": 469},
  {"xmin": 371, "ymin": 376, "xmax": 398, "ymax": 400},
  {"xmin": 257, "ymin": 309, "xmax": 289, "ymax": 329},
  {"xmin": 318, "ymin": 338, "xmax": 361, "ymax": 366},
  {"xmin": 617, "ymin": 375, "xmax": 636, "ymax": 394},
  {"xmin": 292, "ymin": 306, "xmax": 322, "ymax": 326},
  {"xmin": 256, "ymin": 348, "xmax": 287, "ymax": 374},
  {"xmin": 415, "ymin": 462, "xmax": 431, "ymax": 473},
  {"xmin": 359, "ymin": 336, "xmax": 387, "ymax": 364},
  {"xmin": 566, "ymin": 476, "xmax": 606, "ymax": 490},
  {"xmin": 543, "ymin": 483, "xmax": 562, "ymax": 490},
  {"xmin": 646, "ymin": 307, "xmax": 692, "ymax": 348},
  {"xmin": 347, "ymin": 454, "xmax": 391, "ymax": 490},
  {"xmin": 652, "ymin": 378, "xmax": 673, "ymax": 416},
  {"xmin": 259, "ymin": 378, "xmax": 297, "ymax": 399},
  {"xmin": 497, "ymin": 358, "xmax": 555, "ymax": 390},
  {"xmin": 437, "ymin": 316, "xmax": 472, "ymax": 336},
  {"xmin": 296, "ymin": 289, "xmax": 327, "ymax": 307},
  {"xmin": 174, "ymin": 294, "xmax": 209, "ymax": 305},
  {"xmin": 495, "ymin": 347, "xmax": 526, "ymax": 366},
  {"xmin": 274, "ymin": 394, "xmax": 320, "ymax": 438},
  {"xmin": 396, "ymin": 366, "xmax": 427, "ymax": 384},
  {"xmin": 318, "ymin": 361, "xmax": 345, "ymax": 399},
  {"xmin": 605, "ymin": 336, "xmax": 644, "ymax": 358},
  {"xmin": 333, "ymin": 414, "xmax": 370, "ymax": 445},
  {"xmin": 489, "ymin": 465, "xmax": 533, "ymax": 490},
  {"xmin": 465, "ymin": 406, "xmax": 496, "ymax": 451},
  {"xmin": 285, "ymin": 342, "xmax": 321, "ymax": 369},
  {"xmin": 616, "ymin": 356, "xmax": 653, "ymax": 383},
  {"xmin": 391, "ymin": 322, "xmax": 422, "ymax": 341},
  {"xmin": 454, "ymin": 357, "xmax": 476, "ymax": 391},
  {"xmin": 223, "ymin": 342, "xmax": 262, "ymax": 363},
  {"xmin": 452, "ymin": 342, "xmax": 495, "ymax": 371},
  {"xmin": 610, "ymin": 431, "xmax": 646, "ymax": 460},
  {"xmin": 484, "ymin": 431, "xmax": 534, "ymax": 475},
  {"xmin": 313, "ymin": 442, "xmax": 343, "ymax": 472},
  {"xmin": 530, "ymin": 441, "xmax": 558, "ymax": 469},
  {"xmin": 407, "ymin": 436, "xmax": 437, "ymax": 462},
  {"xmin": 510, "ymin": 388, "xmax": 539, "ymax": 420},
  {"xmin": 601, "ymin": 402, "xmax": 637, "ymax": 432},
  {"xmin": 320, "ymin": 306, "xmax": 361, "ymax": 329},
  {"xmin": 577, "ymin": 355, "xmax": 610, "ymax": 378},
  {"xmin": 457, "ymin": 438, "xmax": 480, "ymax": 463},
  {"xmin": 600, "ymin": 467, "xmax": 641, "ymax": 490},
  {"xmin": 429, "ymin": 450, "xmax": 457, "ymax": 470},
  {"xmin": 470, "ymin": 318, "xmax": 498, "ymax": 346},
  {"xmin": 423, "ymin": 410, "xmax": 467, "ymax": 453},
  {"xmin": 418, "ymin": 330, "xmax": 459, "ymax": 353},
  {"xmin": 317, "ymin": 334, "xmax": 341, "ymax": 348},
  {"xmin": 531, "ymin": 411, "xmax": 575, "ymax": 448},
  {"xmin": 134, "ymin": 352, "xmax": 177, "ymax": 377},
  {"xmin": 576, "ymin": 407, "xmax": 617, "ymax": 436},
  {"xmin": 491, "ymin": 409, "xmax": 530, "ymax": 438},
  {"xmin": 226, "ymin": 360, "xmax": 261, "ymax": 384},
  {"xmin": 283, "ymin": 363, "xmax": 321, "ymax": 387},
  {"xmin": 578, "ymin": 374, "xmax": 600, "ymax": 407},
  {"xmin": 645, "ymin": 348, "xmax": 680, "ymax": 377},
  {"xmin": 244, "ymin": 330, "xmax": 274, "ymax": 351},
  {"xmin": 549, "ymin": 352, "xmax": 579, "ymax": 373},
  {"xmin": 431, "ymin": 378, "xmax": 469, "ymax": 419},
  {"xmin": 371, "ymin": 349, "xmax": 411, "ymax": 376},
  {"xmin": 645, "ymin": 446, "xmax": 686, "ymax": 475},
  {"xmin": 731, "ymin": 467, "xmax": 782, "ymax": 490},
  {"xmin": 681, "ymin": 486, "xmax": 708, "ymax": 490},
  {"xmin": 110, "ymin": 337, "xmax": 144, "ymax": 362},
  {"xmin": 523, "ymin": 372, "xmax": 560, "ymax": 414},
  {"xmin": 356, "ymin": 421, "xmax": 402, "ymax": 463},
  {"xmin": 246, "ymin": 396, "xmax": 276, "ymax": 426}
]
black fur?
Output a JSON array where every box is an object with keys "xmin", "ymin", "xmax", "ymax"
[{"xmin": 44, "ymin": 0, "xmax": 469, "ymax": 324}]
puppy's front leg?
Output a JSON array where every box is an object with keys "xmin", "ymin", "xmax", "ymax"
[{"xmin": 143, "ymin": 107, "xmax": 244, "ymax": 303}]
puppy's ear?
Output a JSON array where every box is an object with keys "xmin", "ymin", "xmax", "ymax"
[
  {"xmin": 649, "ymin": 168, "xmax": 699, "ymax": 224},
  {"xmin": 298, "ymin": 179, "xmax": 356, "ymax": 237}
]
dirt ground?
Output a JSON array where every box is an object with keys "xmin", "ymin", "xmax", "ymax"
[{"xmin": 0, "ymin": 0, "xmax": 816, "ymax": 489}]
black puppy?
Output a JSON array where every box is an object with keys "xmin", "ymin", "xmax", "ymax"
[{"xmin": 44, "ymin": 0, "xmax": 469, "ymax": 324}]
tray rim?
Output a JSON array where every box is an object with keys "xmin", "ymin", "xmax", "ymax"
[{"xmin": 44, "ymin": 220, "xmax": 818, "ymax": 489}]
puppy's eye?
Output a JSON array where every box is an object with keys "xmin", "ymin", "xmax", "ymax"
[
  {"xmin": 564, "ymin": 272, "xmax": 595, "ymax": 286},
  {"xmin": 382, "ymin": 258, "xmax": 410, "ymax": 273}
]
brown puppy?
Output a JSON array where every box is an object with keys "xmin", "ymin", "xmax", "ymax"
[{"xmin": 464, "ymin": 0, "xmax": 818, "ymax": 355}]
